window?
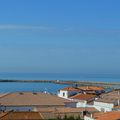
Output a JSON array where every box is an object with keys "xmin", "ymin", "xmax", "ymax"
[{"xmin": 63, "ymin": 92, "xmax": 65, "ymax": 96}]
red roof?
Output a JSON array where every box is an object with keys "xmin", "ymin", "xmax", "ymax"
[
  {"xmin": 61, "ymin": 87, "xmax": 80, "ymax": 91},
  {"xmin": 79, "ymin": 86, "xmax": 104, "ymax": 91},
  {"xmin": 92, "ymin": 111, "xmax": 120, "ymax": 120},
  {"xmin": 70, "ymin": 93, "xmax": 96, "ymax": 101}
]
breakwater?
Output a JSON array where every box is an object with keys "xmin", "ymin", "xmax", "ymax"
[{"xmin": 0, "ymin": 79, "xmax": 120, "ymax": 88}]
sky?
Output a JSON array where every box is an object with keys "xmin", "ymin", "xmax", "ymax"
[{"xmin": 0, "ymin": 0, "xmax": 120, "ymax": 74}]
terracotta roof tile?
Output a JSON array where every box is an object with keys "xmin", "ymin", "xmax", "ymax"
[
  {"xmin": 61, "ymin": 87, "xmax": 80, "ymax": 91},
  {"xmin": 70, "ymin": 94, "xmax": 96, "ymax": 101},
  {"xmin": 37, "ymin": 107, "xmax": 98, "ymax": 120},
  {"xmin": 37, "ymin": 107, "xmax": 98, "ymax": 113},
  {"xmin": 79, "ymin": 86, "xmax": 104, "ymax": 91},
  {"xmin": 0, "ymin": 92, "xmax": 69, "ymax": 106},
  {"xmin": 0, "ymin": 111, "xmax": 43, "ymax": 120},
  {"xmin": 92, "ymin": 111, "xmax": 120, "ymax": 120},
  {"xmin": 96, "ymin": 90, "xmax": 120, "ymax": 104}
]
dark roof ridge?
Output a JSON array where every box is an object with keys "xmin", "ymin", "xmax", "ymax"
[{"xmin": 0, "ymin": 111, "xmax": 13, "ymax": 119}]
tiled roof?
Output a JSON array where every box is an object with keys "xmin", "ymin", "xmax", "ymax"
[
  {"xmin": 92, "ymin": 111, "xmax": 120, "ymax": 120},
  {"xmin": 0, "ymin": 111, "xmax": 43, "ymax": 120},
  {"xmin": 0, "ymin": 92, "xmax": 69, "ymax": 106},
  {"xmin": 79, "ymin": 86, "xmax": 104, "ymax": 91},
  {"xmin": 95, "ymin": 90, "xmax": 120, "ymax": 104},
  {"xmin": 95, "ymin": 98, "xmax": 118, "ymax": 104},
  {"xmin": 0, "ymin": 93, "xmax": 9, "ymax": 98},
  {"xmin": 0, "ymin": 112, "xmax": 8, "ymax": 118},
  {"xmin": 37, "ymin": 107, "xmax": 98, "ymax": 119},
  {"xmin": 114, "ymin": 105, "xmax": 120, "ymax": 108},
  {"xmin": 70, "ymin": 93, "xmax": 96, "ymax": 101},
  {"xmin": 61, "ymin": 87, "xmax": 80, "ymax": 91},
  {"xmin": 37, "ymin": 107, "xmax": 98, "ymax": 113}
]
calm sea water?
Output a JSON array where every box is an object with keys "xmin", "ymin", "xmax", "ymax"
[
  {"xmin": 0, "ymin": 82, "xmax": 68, "ymax": 94},
  {"xmin": 0, "ymin": 73, "xmax": 120, "ymax": 93}
]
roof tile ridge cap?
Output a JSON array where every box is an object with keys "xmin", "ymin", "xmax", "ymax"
[
  {"xmin": 68, "ymin": 87, "xmax": 73, "ymax": 90},
  {"xmin": 0, "ymin": 110, "xmax": 13, "ymax": 119},
  {"xmin": 38, "ymin": 112, "xmax": 44, "ymax": 119},
  {"xmin": 0, "ymin": 92, "xmax": 12, "ymax": 99},
  {"xmin": 60, "ymin": 87, "xmax": 68, "ymax": 90},
  {"xmin": 87, "ymin": 86, "xmax": 96, "ymax": 90}
]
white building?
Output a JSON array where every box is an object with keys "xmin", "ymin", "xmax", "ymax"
[
  {"xmin": 84, "ymin": 116, "xmax": 95, "ymax": 120},
  {"xmin": 69, "ymin": 93, "xmax": 97, "ymax": 108},
  {"xmin": 93, "ymin": 90, "xmax": 120, "ymax": 112},
  {"xmin": 93, "ymin": 101, "xmax": 114, "ymax": 112},
  {"xmin": 58, "ymin": 87, "xmax": 80, "ymax": 99},
  {"xmin": 58, "ymin": 87, "xmax": 98, "ymax": 108}
]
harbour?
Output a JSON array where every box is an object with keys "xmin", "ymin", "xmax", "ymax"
[{"xmin": 0, "ymin": 79, "xmax": 119, "ymax": 93}]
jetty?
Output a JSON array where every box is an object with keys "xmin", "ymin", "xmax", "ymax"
[{"xmin": 0, "ymin": 79, "xmax": 120, "ymax": 88}]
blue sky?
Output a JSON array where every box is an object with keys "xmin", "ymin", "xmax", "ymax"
[{"xmin": 0, "ymin": 0, "xmax": 120, "ymax": 74}]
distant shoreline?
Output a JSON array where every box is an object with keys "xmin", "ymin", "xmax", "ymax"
[{"xmin": 0, "ymin": 79, "xmax": 120, "ymax": 87}]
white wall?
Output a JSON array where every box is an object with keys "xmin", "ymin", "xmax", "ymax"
[
  {"xmin": 94, "ymin": 101, "xmax": 114, "ymax": 112},
  {"xmin": 58, "ymin": 90, "xmax": 79, "ymax": 99},
  {"xmin": 58, "ymin": 90, "xmax": 68, "ymax": 99},
  {"xmin": 76, "ymin": 101, "xmax": 87, "ymax": 108},
  {"xmin": 84, "ymin": 116, "xmax": 95, "ymax": 120}
]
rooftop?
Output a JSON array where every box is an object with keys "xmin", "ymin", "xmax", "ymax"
[
  {"xmin": 95, "ymin": 90, "xmax": 120, "ymax": 104},
  {"xmin": 60, "ymin": 87, "xmax": 80, "ymax": 91},
  {"xmin": 0, "ymin": 93, "xmax": 9, "ymax": 98},
  {"xmin": 37, "ymin": 107, "xmax": 98, "ymax": 120},
  {"xmin": 37, "ymin": 107, "xmax": 98, "ymax": 113},
  {"xmin": 0, "ymin": 111, "xmax": 43, "ymax": 120},
  {"xmin": 0, "ymin": 92, "xmax": 69, "ymax": 106},
  {"xmin": 70, "ymin": 93, "xmax": 96, "ymax": 101},
  {"xmin": 78, "ymin": 86, "xmax": 104, "ymax": 91},
  {"xmin": 91, "ymin": 111, "xmax": 120, "ymax": 120}
]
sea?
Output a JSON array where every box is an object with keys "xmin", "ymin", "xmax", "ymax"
[{"xmin": 0, "ymin": 72, "xmax": 120, "ymax": 93}]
